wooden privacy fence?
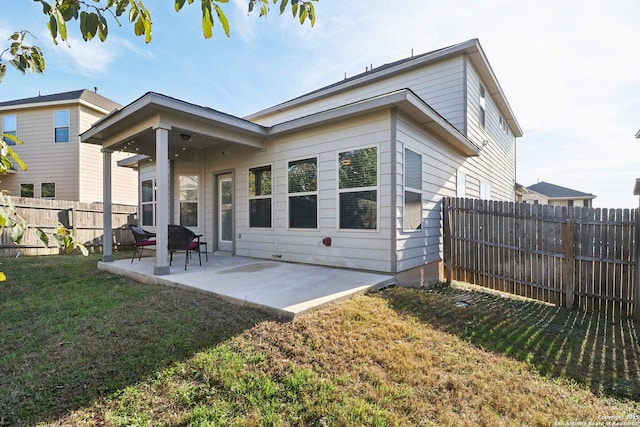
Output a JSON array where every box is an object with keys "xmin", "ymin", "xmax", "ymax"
[
  {"xmin": 442, "ymin": 197, "xmax": 640, "ymax": 320},
  {"xmin": 0, "ymin": 196, "xmax": 138, "ymax": 256}
]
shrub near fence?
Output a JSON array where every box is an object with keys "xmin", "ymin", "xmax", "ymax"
[
  {"xmin": 442, "ymin": 197, "xmax": 639, "ymax": 320},
  {"xmin": 0, "ymin": 196, "xmax": 138, "ymax": 256}
]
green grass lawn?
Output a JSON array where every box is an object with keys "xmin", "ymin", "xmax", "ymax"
[{"xmin": 1, "ymin": 254, "xmax": 638, "ymax": 426}]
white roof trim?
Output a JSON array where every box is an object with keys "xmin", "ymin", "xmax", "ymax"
[{"xmin": 247, "ymin": 39, "xmax": 522, "ymax": 138}]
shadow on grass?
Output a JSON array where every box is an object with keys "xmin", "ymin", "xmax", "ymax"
[
  {"xmin": 382, "ymin": 283, "xmax": 640, "ymax": 401},
  {"xmin": 0, "ymin": 254, "xmax": 276, "ymax": 426}
]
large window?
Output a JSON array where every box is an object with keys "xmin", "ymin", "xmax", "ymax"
[
  {"xmin": 20, "ymin": 183, "xmax": 34, "ymax": 198},
  {"xmin": 41, "ymin": 182, "xmax": 55, "ymax": 198},
  {"xmin": 249, "ymin": 165, "xmax": 272, "ymax": 228},
  {"xmin": 54, "ymin": 110, "xmax": 70, "ymax": 143},
  {"xmin": 404, "ymin": 148, "xmax": 422, "ymax": 231},
  {"xmin": 288, "ymin": 158, "xmax": 317, "ymax": 229},
  {"xmin": 179, "ymin": 175, "xmax": 198, "ymax": 227},
  {"xmin": 141, "ymin": 179, "xmax": 155, "ymax": 226},
  {"xmin": 339, "ymin": 146, "xmax": 377, "ymax": 230},
  {"xmin": 2, "ymin": 115, "xmax": 17, "ymax": 146}
]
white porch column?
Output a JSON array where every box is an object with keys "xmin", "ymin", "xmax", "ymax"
[
  {"xmin": 101, "ymin": 148, "xmax": 114, "ymax": 262},
  {"xmin": 154, "ymin": 124, "xmax": 171, "ymax": 275}
]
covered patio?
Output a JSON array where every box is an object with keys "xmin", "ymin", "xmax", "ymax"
[{"xmin": 99, "ymin": 254, "xmax": 394, "ymax": 319}]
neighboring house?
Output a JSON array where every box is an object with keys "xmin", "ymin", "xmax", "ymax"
[
  {"xmin": 0, "ymin": 89, "xmax": 138, "ymax": 204},
  {"xmin": 522, "ymin": 181, "xmax": 596, "ymax": 207},
  {"xmin": 82, "ymin": 38, "xmax": 523, "ymax": 283}
]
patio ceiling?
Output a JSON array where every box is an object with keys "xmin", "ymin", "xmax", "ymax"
[{"xmin": 81, "ymin": 92, "xmax": 268, "ymax": 159}]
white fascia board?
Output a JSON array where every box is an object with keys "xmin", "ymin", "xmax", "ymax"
[
  {"xmin": 269, "ymin": 89, "xmax": 480, "ymax": 156},
  {"xmin": 81, "ymin": 92, "xmax": 267, "ymax": 144}
]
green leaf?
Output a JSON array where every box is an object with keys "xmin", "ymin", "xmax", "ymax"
[
  {"xmin": 55, "ymin": 8, "xmax": 68, "ymax": 41},
  {"xmin": 175, "ymin": 0, "xmax": 186, "ymax": 12},
  {"xmin": 0, "ymin": 65, "xmax": 5, "ymax": 83},
  {"xmin": 291, "ymin": 1, "xmax": 298, "ymax": 18},
  {"xmin": 279, "ymin": 0, "xmax": 288, "ymax": 14},
  {"xmin": 36, "ymin": 228, "xmax": 49, "ymax": 247},
  {"xmin": 47, "ymin": 14, "xmax": 58, "ymax": 43},
  {"xmin": 214, "ymin": 5, "xmax": 230, "ymax": 37},
  {"xmin": 11, "ymin": 224, "xmax": 25, "ymax": 244},
  {"xmin": 201, "ymin": 2, "xmax": 214, "ymax": 39}
]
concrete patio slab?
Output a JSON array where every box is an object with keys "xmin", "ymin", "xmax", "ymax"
[{"xmin": 98, "ymin": 254, "xmax": 395, "ymax": 319}]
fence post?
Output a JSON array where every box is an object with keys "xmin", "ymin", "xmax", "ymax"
[
  {"xmin": 634, "ymin": 208, "xmax": 640, "ymax": 322},
  {"xmin": 563, "ymin": 219, "xmax": 575, "ymax": 309},
  {"xmin": 442, "ymin": 198, "xmax": 453, "ymax": 285}
]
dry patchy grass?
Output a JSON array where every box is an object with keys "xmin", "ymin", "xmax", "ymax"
[{"xmin": 2, "ymin": 254, "xmax": 638, "ymax": 426}]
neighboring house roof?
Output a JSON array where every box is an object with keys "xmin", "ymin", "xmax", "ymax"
[
  {"xmin": 0, "ymin": 89, "xmax": 122, "ymax": 113},
  {"xmin": 526, "ymin": 182, "xmax": 596, "ymax": 200},
  {"xmin": 246, "ymin": 38, "xmax": 523, "ymax": 137}
]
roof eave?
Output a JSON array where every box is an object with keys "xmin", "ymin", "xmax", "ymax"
[{"xmin": 270, "ymin": 89, "xmax": 480, "ymax": 156}]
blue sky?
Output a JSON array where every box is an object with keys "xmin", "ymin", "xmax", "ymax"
[{"xmin": 1, "ymin": 0, "xmax": 639, "ymax": 208}]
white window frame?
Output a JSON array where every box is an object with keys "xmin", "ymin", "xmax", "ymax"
[
  {"xmin": 337, "ymin": 145, "xmax": 379, "ymax": 231},
  {"xmin": 140, "ymin": 178, "xmax": 156, "ymax": 227},
  {"xmin": 2, "ymin": 114, "xmax": 17, "ymax": 146},
  {"xmin": 287, "ymin": 156, "xmax": 319, "ymax": 230},
  {"xmin": 178, "ymin": 174, "xmax": 199, "ymax": 227},
  {"xmin": 479, "ymin": 84, "xmax": 486, "ymax": 128},
  {"xmin": 248, "ymin": 164, "xmax": 273, "ymax": 229},
  {"xmin": 403, "ymin": 148, "xmax": 422, "ymax": 232},
  {"xmin": 54, "ymin": 110, "xmax": 70, "ymax": 143},
  {"xmin": 457, "ymin": 170, "xmax": 466, "ymax": 198},
  {"xmin": 480, "ymin": 181, "xmax": 492, "ymax": 200}
]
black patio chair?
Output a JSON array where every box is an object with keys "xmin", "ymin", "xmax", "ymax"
[
  {"xmin": 128, "ymin": 224, "xmax": 156, "ymax": 263},
  {"xmin": 168, "ymin": 224, "xmax": 202, "ymax": 270}
]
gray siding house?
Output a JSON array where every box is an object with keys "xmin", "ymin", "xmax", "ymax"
[{"xmin": 82, "ymin": 39, "xmax": 522, "ymax": 284}]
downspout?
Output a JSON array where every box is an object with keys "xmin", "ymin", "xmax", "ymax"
[
  {"xmin": 390, "ymin": 107, "xmax": 398, "ymax": 274},
  {"xmin": 462, "ymin": 54, "xmax": 468, "ymax": 136}
]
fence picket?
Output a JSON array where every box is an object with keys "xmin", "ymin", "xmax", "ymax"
[{"xmin": 443, "ymin": 197, "xmax": 638, "ymax": 320}]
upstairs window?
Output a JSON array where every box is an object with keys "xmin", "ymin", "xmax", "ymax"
[
  {"xmin": 54, "ymin": 110, "xmax": 70, "ymax": 143},
  {"xmin": 288, "ymin": 158, "xmax": 317, "ymax": 229},
  {"xmin": 479, "ymin": 84, "xmax": 486, "ymax": 128},
  {"xmin": 20, "ymin": 183, "xmax": 34, "ymax": 198},
  {"xmin": 179, "ymin": 175, "xmax": 198, "ymax": 227},
  {"xmin": 41, "ymin": 182, "xmax": 55, "ymax": 198},
  {"xmin": 141, "ymin": 179, "xmax": 156, "ymax": 227},
  {"xmin": 249, "ymin": 165, "xmax": 272, "ymax": 228},
  {"xmin": 2, "ymin": 115, "xmax": 17, "ymax": 146},
  {"xmin": 339, "ymin": 146, "xmax": 378, "ymax": 230},
  {"xmin": 404, "ymin": 148, "xmax": 422, "ymax": 231}
]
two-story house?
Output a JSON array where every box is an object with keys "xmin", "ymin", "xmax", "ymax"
[
  {"xmin": 0, "ymin": 89, "xmax": 138, "ymax": 204},
  {"xmin": 83, "ymin": 39, "xmax": 523, "ymax": 283}
]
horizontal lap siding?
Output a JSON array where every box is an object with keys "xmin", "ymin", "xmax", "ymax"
[
  {"xmin": 222, "ymin": 111, "xmax": 394, "ymax": 272},
  {"xmin": 462, "ymin": 60, "xmax": 517, "ymax": 201},
  {"xmin": 252, "ymin": 57, "xmax": 466, "ymax": 135},
  {"xmin": 79, "ymin": 106, "xmax": 138, "ymax": 204},
  {"xmin": 3, "ymin": 106, "xmax": 79, "ymax": 200},
  {"xmin": 395, "ymin": 113, "xmax": 466, "ymax": 272}
]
